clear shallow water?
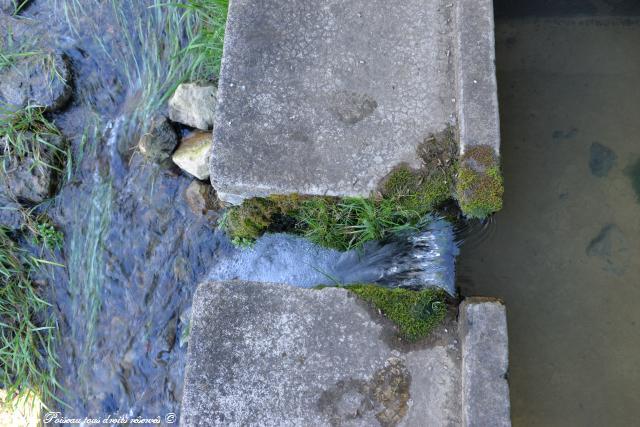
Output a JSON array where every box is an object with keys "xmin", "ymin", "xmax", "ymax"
[{"xmin": 458, "ymin": 11, "xmax": 640, "ymax": 427}]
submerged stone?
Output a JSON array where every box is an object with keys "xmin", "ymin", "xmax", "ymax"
[
  {"xmin": 624, "ymin": 158, "xmax": 640, "ymax": 202},
  {"xmin": 586, "ymin": 224, "xmax": 629, "ymax": 275},
  {"xmin": 138, "ymin": 115, "xmax": 178, "ymax": 162},
  {"xmin": 589, "ymin": 142, "xmax": 616, "ymax": 177}
]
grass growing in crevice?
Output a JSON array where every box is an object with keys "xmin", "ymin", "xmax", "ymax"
[
  {"xmin": 455, "ymin": 145, "xmax": 504, "ymax": 219},
  {"xmin": 0, "ymin": 227, "xmax": 62, "ymax": 410},
  {"xmin": 221, "ymin": 128, "xmax": 459, "ymax": 250},
  {"xmin": 318, "ymin": 284, "xmax": 448, "ymax": 341},
  {"xmin": 0, "ymin": 104, "xmax": 66, "ymax": 175}
]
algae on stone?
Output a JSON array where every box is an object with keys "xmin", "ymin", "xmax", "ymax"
[{"xmin": 456, "ymin": 145, "xmax": 503, "ymax": 219}]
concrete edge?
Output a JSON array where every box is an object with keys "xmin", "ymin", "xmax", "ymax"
[
  {"xmin": 455, "ymin": 0, "xmax": 501, "ymax": 156},
  {"xmin": 459, "ymin": 297, "xmax": 511, "ymax": 427}
]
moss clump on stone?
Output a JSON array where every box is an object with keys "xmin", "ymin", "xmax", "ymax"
[
  {"xmin": 381, "ymin": 164, "xmax": 452, "ymax": 214},
  {"xmin": 455, "ymin": 145, "xmax": 504, "ymax": 219},
  {"xmin": 346, "ymin": 284, "xmax": 447, "ymax": 341},
  {"xmin": 220, "ymin": 194, "xmax": 308, "ymax": 246},
  {"xmin": 221, "ymin": 130, "xmax": 460, "ymax": 249}
]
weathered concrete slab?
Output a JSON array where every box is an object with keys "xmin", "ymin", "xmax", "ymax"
[
  {"xmin": 181, "ymin": 282, "xmax": 511, "ymax": 426},
  {"xmin": 455, "ymin": 0, "xmax": 501, "ymax": 155},
  {"xmin": 211, "ymin": 0, "xmax": 458, "ymax": 204},
  {"xmin": 460, "ymin": 298, "xmax": 511, "ymax": 427}
]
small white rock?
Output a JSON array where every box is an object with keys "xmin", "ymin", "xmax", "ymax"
[{"xmin": 168, "ymin": 83, "xmax": 217, "ymax": 130}]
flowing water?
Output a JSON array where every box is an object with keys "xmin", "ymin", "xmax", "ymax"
[
  {"xmin": 9, "ymin": 1, "xmax": 458, "ymax": 419},
  {"xmin": 458, "ymin": 2, "xmax": 640, "ymax": 425}
]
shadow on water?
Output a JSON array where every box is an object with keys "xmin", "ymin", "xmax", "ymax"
[{"xmin": 459, "ymin": 1, "xmax": 640, "ymax": 425}]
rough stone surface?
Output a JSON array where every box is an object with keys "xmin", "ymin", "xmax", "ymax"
[
  {"xmin": 182, "ymin": 282, "xmax": 462, "ymax": 426},
  {"xmin": 182, "ymin": 282, "xmax": 511, "ymax": 426},
  {"xmin": 168, "ymin": 83, "xmax": 217, "ymax": 130},
  {"xmin": 459, "ymin": 298, "xmax": 511, "ymax": 427},
  {"xmin": 172, "ymin": 131, "xmax": 212, "ymax": 180},
  {"xmin": 0, "ymin": 51, "xmax": 72, "ymax": 112},
  {"xmin": 0, "ymin": 134, "xmax": 64, "ymax": 203},
  {"xmin": 138, "ymin": 115, "xmax": 178, "ymax": 162},
  {"xmin": 455, "ymin": 0, "xmax": 501, "ymax": 155},
  {"xmin": 211, "ymin": 0, "xmax": 459, "ymax": 203},
  {"xmin": 0, "ymin": 196, "xmax": 23, "ymax": 229}
]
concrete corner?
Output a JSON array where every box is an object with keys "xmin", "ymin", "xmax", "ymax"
[{"xmin": 459, "ymin": 297, "xmax": 511, "ymax": 427}]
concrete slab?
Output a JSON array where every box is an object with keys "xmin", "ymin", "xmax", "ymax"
[
  {"xmin": 460, "ymin": 298, "xmax": 511, "ymax": 427},
  {"xmin": 455, "ymin": 0, "xmax": 501, "ymax": 155},
  {"xmin": 181, "ymin": 282, "xmax": 511, "ymax": 426},
  {"xmin": 211, "ymin": 0, "xmax": 458, "ymax": 204}
]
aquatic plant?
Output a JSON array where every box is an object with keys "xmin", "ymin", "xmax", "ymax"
[
  {"xmin": 455, "ymin": 145, "xmax": 504, "ymax": 219},
  {"xmin": 345, "ymin": 284, "xmax": 448, "ymax": 341},
  {"xmin": 0, "ymin": 227, "xmax": 61, "ymax": 410}
]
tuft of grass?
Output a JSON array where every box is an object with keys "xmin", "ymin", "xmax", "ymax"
[
  {"xmin": 0, "ymin": 227, "xmax": 61, "ymax": 410},
  {"xmin": 175, "ymin": 0, "xmax": 229, "ymax": 78},
  {"xmin": 296, "ymin": 197, "xmax": 419, "ymax": 251},
  {"xmin": 456, "ymin": 145, "xmax": 504, "ymax": 219},
  {"xmin": 221, "ymin": 163, "xmax": 455, "ymax": 251},
  {"xmin": 0, "ymin": 104, "xmax": 66, "ymax": 175},
  {"xmin": 345, "ymin": 284, "xmax": 447, "ymax": 341}
]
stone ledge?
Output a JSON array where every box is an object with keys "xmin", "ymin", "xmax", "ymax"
[
  {"xmin": 459, "ymin": 297, "xmax": 511, "ymax": 427},
  {"xmin": 455, "ymin": 0, "xmax": 501, "ymax": 155},
  {"xmin": 181, "ymin": 282, "xmax": 511, "ymax": 426}
]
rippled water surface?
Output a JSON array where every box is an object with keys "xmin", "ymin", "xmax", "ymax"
[{"xmin": 459, "ymin": 6, "xmax": 640, "ymax": 426}]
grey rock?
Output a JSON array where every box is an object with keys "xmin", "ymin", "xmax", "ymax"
[
  {"xmin": 183, "ymin": 179, "xmax": 221, "ymax": 220},
  {"xmin": 172, "ymin": 131, "xmax": 212, "ymax": 180},
  {"xmin": 586, "ymin": 224, "xmax": 629, "ymax": 275},
  {"xmin": 138, "ymin": 115, "xmax": 178, "ymax": 161},
  {"xmin": 589, "ymin": 142, "xmax": 616, "ymax": 177},
  {"xmin": 0, "ymin": 133, "xmax": 64, "ymax": 203},
  {"xmin": 0, "ymin": 195, "xmax": 23, "ymax": 229},
  {"xmin": 456, "ymin": 0, "xmax": 501, "ymax": 156},
  {"xmin": 168, "ymin": 83, "xmax": 217, "ymax": 130},
  {"xmin": 460, "ymin": 298, "xmax": 511, "ymax": 427},
  {"xmin": 210, "ymin": 0, "xmax": 460, "ymax": 203},
  {"xmin": 0, "ymin": 52, "xmax": 72, "ymax": 112}
]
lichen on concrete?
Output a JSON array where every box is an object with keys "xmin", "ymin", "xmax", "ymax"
[{"xmin": 456, "ymin": 144, "xmax": 504, "ymax": 219}]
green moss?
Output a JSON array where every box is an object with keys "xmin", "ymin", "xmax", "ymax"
[
  {"xmin": 220, "ymin": 194, "xmax": 308, "ymax": 246},
  {"xmin": 382, "ymin": 165, "xmax": 452, "ymax": 214},
  {"xmin": 345, "ymin": 284, "xmax": 447, "ymax": 341},
  {"xmin": 456, "ymin": 145, "xmax": 504, "ymax": 219}
]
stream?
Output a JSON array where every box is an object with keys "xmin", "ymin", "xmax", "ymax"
[{"xmin": 9, "ymin": 0, "xmax": 459, "ymax": 419}]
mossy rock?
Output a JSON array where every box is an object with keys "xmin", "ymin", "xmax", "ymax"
[
  {"xmin": 455, "ymin": 145, "xmax": 504, "ymax": 219},
  {"xmin": 345, "ymin": 284, "xmax": 448, "ymax": 341}
]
